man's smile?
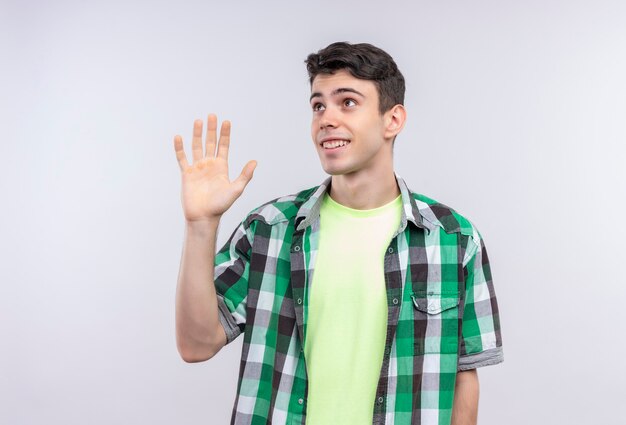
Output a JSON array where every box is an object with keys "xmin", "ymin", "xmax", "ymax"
[
  {"xmin": 320, "ymin": 139, "xmax": 350, "ymax": 150},
  {"xmin": 318, "ymin": 134, "xmax": 352, "ymax": 150}
]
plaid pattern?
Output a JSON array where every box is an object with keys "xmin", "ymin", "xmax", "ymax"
[{"xmin": 214, "ymin": 175, "xmax": 503, "ymax": 425}]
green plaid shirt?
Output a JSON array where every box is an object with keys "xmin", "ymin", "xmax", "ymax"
[{"xmin": 214, "ymin": 175, "xmax": 503, "ymax": 425}]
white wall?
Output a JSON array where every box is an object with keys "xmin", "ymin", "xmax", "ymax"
[{"xmin": 1, "ymin": 0, "xmax": 625, "ymax": 423}]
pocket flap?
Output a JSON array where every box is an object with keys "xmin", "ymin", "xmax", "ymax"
[{"xmin": 411, "ymin": 290, "xmax": 459, "ymax": 314}]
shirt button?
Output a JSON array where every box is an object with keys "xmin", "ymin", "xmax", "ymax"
[
  {"xmin": 385, "ymin": 347, "xmax": 390, "ymax": 355},
  {"xmin": 392, "ymin": 298, "xmax": 398, "ymax": 305},
  {"xmin": 298, "ymin": 398, "xmax": 304, "ymax": 405},
  {"xmin": 297, "ymin": 298, "xmax": 302, "ymax": 305},
  {"xmin": 377, "ymin": 396, "xmax": 384, "ymax": 404},
  {"xmin": 294, "ymin": 245, "xmax": 301, "ymax": 252},
  {"xmin": 388, "ymin": 247, "xmax": 394, "ymax": 253}
]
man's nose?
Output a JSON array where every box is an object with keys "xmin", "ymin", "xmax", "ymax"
[{"xmin": 319, "ymin": 106, "xmax": 339, "ymax": 129}]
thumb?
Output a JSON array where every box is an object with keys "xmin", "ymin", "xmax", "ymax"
[{"xmin": 233, "ymin": 160, "xmax": 257, "ymax": 192}]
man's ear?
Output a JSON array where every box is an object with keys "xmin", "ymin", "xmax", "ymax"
[{"xmin": 383, "ymin": 104, "xmax": 407, "ymax": 140}]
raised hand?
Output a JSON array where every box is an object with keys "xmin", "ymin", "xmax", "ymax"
[{"xmin": 174, "ymin": 114, "xmax": 257, "ymax": 222}]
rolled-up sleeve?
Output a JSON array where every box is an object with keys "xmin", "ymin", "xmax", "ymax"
[
  {"xmin": 213, "ymin": 220, "xmax": 253, "ymax": 344},
  {"xmin": 458, "ymin": 233, "xmax": 503, "ymax": 371}
]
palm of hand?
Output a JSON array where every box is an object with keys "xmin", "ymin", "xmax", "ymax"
[{"xmin": 174, "ymin": 115, "xmax": 256, "ymax": 222}]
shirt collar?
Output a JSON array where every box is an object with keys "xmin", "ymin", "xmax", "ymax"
[{"xmin": 295, "ymin": 173, "xmax": 436, "ymax": 234}]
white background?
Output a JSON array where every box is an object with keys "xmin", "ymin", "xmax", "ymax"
[{"xmin": 2, "ymin": 0, "xmax": 625, "ymax": 423}]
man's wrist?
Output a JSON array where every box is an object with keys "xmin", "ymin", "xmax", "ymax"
[{"xmin": 185, "ymin": 217, "xmax": 221, "ymax": 236}]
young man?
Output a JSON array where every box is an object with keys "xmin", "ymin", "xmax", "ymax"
[{"xmin": 173, "ymin": 42, "xmax": 503, "ymax": 425}]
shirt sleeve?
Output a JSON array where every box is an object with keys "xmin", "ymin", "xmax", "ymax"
[
  {"xmin": 458, "ymin": 232, "xmax": 504, "ymax": 371},
  {"xmin": 213, "ymin": 219, "xmax": 253, "ymax": 344}
]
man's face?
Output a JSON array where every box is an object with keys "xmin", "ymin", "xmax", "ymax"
[{"xmin": 310, "ymin": 70, "xmax": 393, "ymax": 177}]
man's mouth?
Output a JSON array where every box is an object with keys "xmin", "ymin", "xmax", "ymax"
[{"xmin": 320, "ymin": 139, "xmax": 350, "ymax": 150}]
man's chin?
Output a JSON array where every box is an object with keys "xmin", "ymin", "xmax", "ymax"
[
  {"xmin": 321, "ymin": 166, "xmax": 344, "ymax": 176},
  {"xmin": 321, "ymin": 167, "xmax": 356, "ymax": 177},
  {"xmin": 319, "ymin": 159, "xmax": 358, "ymax": 176}
]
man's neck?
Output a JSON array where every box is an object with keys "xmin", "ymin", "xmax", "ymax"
[{"xmin": 329, "ymin": 170, "xmax": 400, "ymax": 210}]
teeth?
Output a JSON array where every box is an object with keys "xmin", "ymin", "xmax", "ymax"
[{"xmin": 322, "ymin": 140, "xmax": 349, "ymax": 149}]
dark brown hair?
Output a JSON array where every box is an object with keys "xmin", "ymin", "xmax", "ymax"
[{"xmin": 305, "ymin": 42, "xmax": 405, "ymax": 115}]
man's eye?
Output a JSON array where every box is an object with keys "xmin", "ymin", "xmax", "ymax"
[
  {"xmin": 312, "ymin": 103, "xmax": 325, "ymax": 111},
  {"xmin": 344, "ymin": 99, "xmax": 357, "ymax": 107}
]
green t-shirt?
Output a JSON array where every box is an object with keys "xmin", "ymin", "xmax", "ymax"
[{"xmin": 304, "ymin": 192, "xmax": 402, "ymax": 424}]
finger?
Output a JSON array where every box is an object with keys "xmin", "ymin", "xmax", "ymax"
[
  {"xmin": 233, "ymin": 160, "xmax": 257, "ymax": 193},
  {"xmin": 205, "ymin": 114, "xmax": 217, "ymax": 157},
  {"xmin": 216, "ymin": 120, "xmax": 231, "ymax": 160},
  {"xmin": 173, "ymin": 135, "xmax": 189, "ymax": 171},
  {"xmin": 191, "ymin": 119, "xmax": 204, "ymax": 163}
]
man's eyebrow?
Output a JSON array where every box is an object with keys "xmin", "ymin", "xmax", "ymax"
[{"xmin": 309, "ymin": 87, "xmax": 366, "ymax": 102}]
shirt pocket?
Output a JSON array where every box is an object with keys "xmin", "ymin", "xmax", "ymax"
[
  {"xmin": 410, "ymin": 290, "xmax": 460, "ymax": 315},
  {"xmin": 410, "ymin": 289, "xmax": 460, "ymax": 354}
]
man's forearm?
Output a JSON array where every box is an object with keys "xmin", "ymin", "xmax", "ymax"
[
  {"xmin": 175, "ymin": 218, "xmax": 226, "ymax": 362},
  {"xmin": 451, "ymin": 369, "xmax": 479, "ymax": 425}
]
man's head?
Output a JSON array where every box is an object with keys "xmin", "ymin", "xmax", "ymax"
[
  {"xmin": 305, "ymin": 42, "xmax": 405, "ymax": 115},
  {"xmin": 305, "ymin": 42, "xmax": 407, "ymax": 178}
]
